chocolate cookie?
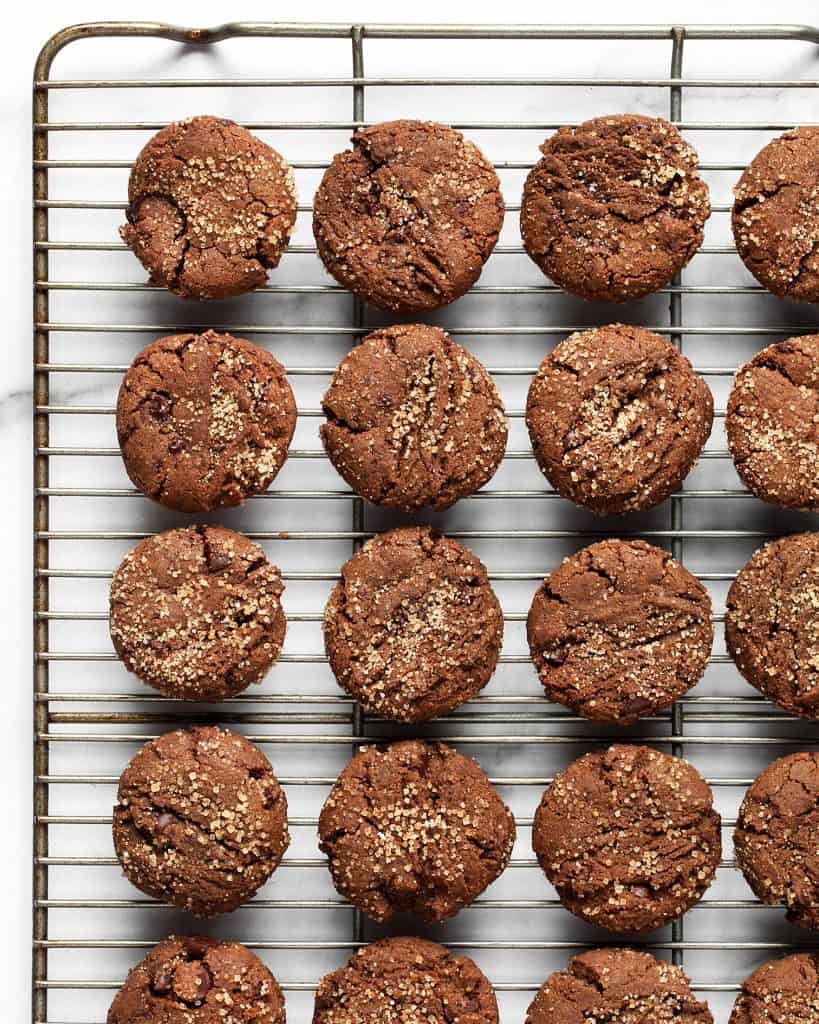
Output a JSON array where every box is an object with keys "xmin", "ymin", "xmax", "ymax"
[
  {"xmin": 313, "ymin": 936, "xmax": 498, "ymax": 1024},
  {"xmin": 725, "ymin": 532, "xmax": 819, "ymax": 718},
  {"xmin": 521, "ymin": 114, "xmax": 710, "ymax": 302},
  {"xmin": 117, "ymin": 331, "xmax": 296, "ymax": 513},
  {"xmin": 114, "ymin": 726, "xmax": 289, "ymax": 915},
  {"xmin": 121, "ymin": 115, "xmax": 296, "ymax": 300},
  {"xmin": 726, "ymin": 336, "xmax": 819, "ymax": 509},
  {"xmin": 527, "ymin": 948, "xmax": 712, "ymax": 1024},
  {"xmin": 321, "ymin": 324, "xmax": 507, "ymax": 511},
  {"xmin": 734, "ymin": 752, "xmax": 819, "ymax": 928},
  {"xmin": 532, "ymin": 744, "xmax": 721, "ymax": 932},
  {"xmin": 318, "ymin": 740, "xmax": 515, "ymax": 922},
  {"xmin": 107, "ymin": 935, "xmax": 285, "ymax": 1024},
  {"xmin": 528, "ymin": 540, "xmax": 713, "ymax": 724},
  {"xmin": 324, "ymin": 526, "xmax": 503, "ymax": 722},
  {"xmin": 313, "ymin": 119, "xmax": 504, "ymax": 313},
  {"xmin": 733, "ymin": 127, "xmax": 819, "ymax": 303},
  {"xmin": 730, "ymin": 953, "xmax": 819, "ymax": 1024},
  {"xmin": 109, "ymin": 525, "xmax": 285, "ymax": 701},
  {"xmin": 526, "ymin": 324, "xmax": 713, "ymax": 514}
]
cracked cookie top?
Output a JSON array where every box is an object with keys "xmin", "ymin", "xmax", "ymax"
[
  {"xmin": 527, "ymin": 948, "xmax": 713, "ymax": 1024},
  {"xmin": 730, "ymin": 953, "xmax": 819, "ymax": 1024},
  {"xmin": 313, "ymin": 119, "xmax": 504, "ymax": 313},
  {"xmin": 521, "ymin": 114, "xmax": 710, "ymax": 302},
  {"xmin": 324, "ymin": 527, "xmax": 503, "ymax": 723},
  {"xmin": 320, "ymin": 324, "xmax": 507, "ymax": 511},
  {"xmin": 725, "ymin": 532, "xmax": 819, "ymax": 718},
  {"xmin": 532, "ymin": 744, "xmax": 721, "ymax": 932},
  {"xmin": 726, "ymin": 335, "xmax": 819, "ymax": 510},
  {"xmin": 107, "ymin": 934, "xmax": 286, "ymax": 1023},
  {"xmin": 121, "ymin": 115, "xmax": 297, "ymax": 300},
  {"xmin": 528, "ymin": 540, "xmax": 713, "ymax": 725},
  {"xmin": 314, "ymin": 936, "xmax": 498, "ymax": 1024},
  {"xmin": 733, "ymin": 127, "xmax": 819, "ymax": 303},
  {"xmin": 526, "ymin": 324, "xmax": 713, "ymax": 515},
  {"xmin": 734, "ymin": 753, "xmax": 819, "ymax": 929},
  {"xmin": 117, "ymin": 331, "xmax": 296, "ymax": 513},
  {"xmin": 109, "ymin": 525, "xmax": 286, "ymax": 702},
  {"xmin": 318, "ymin": 740, "xmax": 515, "ymax": 922},
  {"xmin": 113, "ymin": 727, "xmax": 290, "ymax": 917}
]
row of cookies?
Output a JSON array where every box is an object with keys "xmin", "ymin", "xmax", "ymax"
[
  {"xmin": 116, "ymin": 324, "xmax": 819, "ymax": 516},
  {"xmin": 107, "ymin": 934, "xmax": 816, "ymax": 1024},
  {"xmin": 120, "ymin": 113, "xmax": 819, "ymax": 309},
  {"xmin": 108, "ymin": 523, "xmax": 819, "ymax": 725}
]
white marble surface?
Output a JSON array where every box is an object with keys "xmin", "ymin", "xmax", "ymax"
[{"xmin": 7, "ymin": 0, "xmax": 819, "ymax": 1019}]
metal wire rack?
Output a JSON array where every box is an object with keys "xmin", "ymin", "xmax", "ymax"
[{"xmin": 32, "ymin": 20, "xmax": 819, "ymax": 1024}]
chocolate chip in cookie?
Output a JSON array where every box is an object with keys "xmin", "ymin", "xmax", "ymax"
[
  {"xmin": 121, "ymin": 115, "xmax": 296, "ymax": 299},
  {"xmin": 318, "ymin": 740, "xmax": 515, "ymax": 922},
  {"xmin": 526, "ymin": 324, "xmax": 713, "ymax": 515},
  {"xmin": 321, "ymin": 324, "xmax": 507, "ymax": 511},
  {"xmin": 113, "ymin": 726, "xmax": 289, "ymax": 916},
  {"xmin": 324, "ymin": 526, "xmax": 503, "ymax": 723},
  {"xmin": 734, "ymin": 752, "xmax": 819, "ymax": 928},
  {"xmin": 109, "ymin": 525, "xmax": 286, "ymax": 702},
  {"xmin": 313, "ymin": 119, "xmax": 504, "ymax": 313},
  {"xmin": 521, "ymin": 114, "xmax": 710, "ymax": 302},
  {"xmin": 532, "ymin": 744, "xmax": 721, "ymax": 932},
  {"xmin": 528, "ymin": 539, "xmax": 713, "ymax": 725}
]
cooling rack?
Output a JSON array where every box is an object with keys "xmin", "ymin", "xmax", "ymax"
[{"xmin": 32, "ymin": 20, "xmax": 819, "ymax": 1024}]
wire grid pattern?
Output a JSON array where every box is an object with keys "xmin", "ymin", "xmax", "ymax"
[{"xmin": 32, "ymin": 21, "xmax": 819, "ymax": 1024}]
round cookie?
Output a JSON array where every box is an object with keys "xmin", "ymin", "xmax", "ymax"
[
  {"xmin": 528, "ymin": 540, "xmax": 713, "ymax": 725},
  {"xmin": 109, "ymin": 525, "xmax": 285, "ymax": 702},
  {"xmin": 526, "ymin": 324, "xmax": 713, "ymax": 515},
  {"xmin": 324, "ymin": 526, "xmax": 503, "ymax": 722},
  {"xmin": 532, "ymin": 744, "xmax": 721, "ymax": 932},
  {"xmin": 121, "ymin": 115, "xmax": 296, "ymax": 300},
  {"xmin": 313, "ymin": 936, "xmax": 498, "ymax": 1024},
  {"xmin": 113, "ymin": 726, "xmax": 289, "ymax": 916},
  {"xmin": 521, "ymin": 114, "xmax": 710, "ymax": 302},
  {"xmin": 117, "ymin": 331, "xmax": 296, "ymax": 513},
  {"xmin": 733, "ymin": 127, "xmax": 819, "ymax": 303},
  {"xmin": 730, "ymin": 953, "xmax": 819, "ymax": 1024},
  {"xmin": 527, "ymin": 948, "xmax": 712, "ymax": 1024},
  {"xmin": 321, "ymin": 324, "xmax": 507, "ymax": 511},
  {"xmin": 313, "ymin": 119, "xmax": 504, "ymax": 313},
  {"xmin": 733, "ymin": 752, "xmax": 819, "ymax": 928},
  {"xmin": 726, "ymin": 335, "xmax": 819, "ymax": 510},
  {"xmin": 107, "ymin": 935, "xmax": 285, "ymax": 1024},
  {"xmin": 725, "ymin": 532, "xmax": 819, "ymax": 718},
  {"xmin": 318, "ymin": 740, "xmax": 515, "ymax": 922}
]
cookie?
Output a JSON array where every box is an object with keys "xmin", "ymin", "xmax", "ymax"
[
  {"xmin": 733, "ymin": 127, "xmax": 819, "ymax": 302},
  {"xmin": 121, "ymin": 115, "xmax": 296, "ymax": 300},
  {"xmin": 730, "ymin": 953, "xmax": 819, "ymax": 1024},
  {"xmin": 113, "ymin": 726, "xmax": 289, "ymax": 916},
  {"xmin": 521, "ymin": 114, "xmax": 710, "ymax": 302},
  {"xmin": 725, "ymin": 532, "xmax": 819, "ymax": 718},
  {"xmin": 733, "ymin": 752, "xmax": 819, "ymax": 928},
  {"xmin": 726, "ymin": 335, "xmax": 819, "ymax": 510},
  {"xmin": 324, "ymin": 526, "xmax": 503, "ymax": 722},
  {"xmin": 107, "ymin": 935, "xmax": 285, "ymax": 1024},
  {"xmin": 527, "ymin": 539, "xmax": 713, "ymax": 724},
  {"xmin": 117, "ymin": 331, "xmax": 296, "ymax": 513},
  {"xmin": 318, "ymin": 740, "xmax": 515, "ymax": 922},
  {"xmin": 109, "ymin": 525, "xmax": 285, "ymax": 702},
  {"xmin": 532, "ymin": 744, "xmax": 721, "ymax": 932},
  {"xmin": 321, "ymin": 324, "xmax": 507, "ymax": 511},
  {"xmin": 313, "ymin": 936, "xmax": 498, "ymax": 1024},
  {"xmin": 527, "ymin": 948, "xmax": 712, "ymax": 1024},
  {"xmin": 526, "ymin": 324, "xmax": 713, "ymax": 514},
  {"xmin": 313, "ymin": 119, "xmax": 504, "ymax": 313}
]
